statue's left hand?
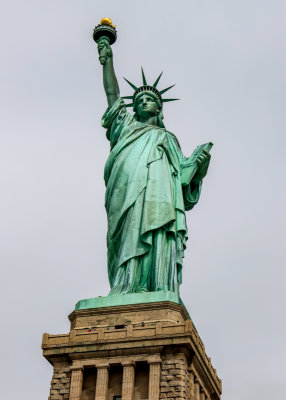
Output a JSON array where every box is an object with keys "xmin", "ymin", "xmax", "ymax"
[{"xmin": 193, "ymin": 150, "xmax": 211, "ymax": 183}]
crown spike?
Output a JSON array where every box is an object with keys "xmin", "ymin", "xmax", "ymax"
[
  {"xmin": 141, "ymin": 67, "xmax": 147, "ymax": 85},
  {"xmin": 160, "ymin": 84, "xmax": 175, "ymax": 95},
  {"xmin": 162, "ymin": 98, "xmax": 179, "ymax": 103},
  {"xmin": 123, "ymin": 77, "xmax": 138, "ymax": 91},
  {"xmin": 153, "ymin": 71, "xmax": 163, "ymax": 88},
  {"xmin": 125, "ymin": 103, "xmax": 134, "ymax": 107},
  {"xmin": 122, "ymin": 96, "xmax": 134, "ymax": 99}
]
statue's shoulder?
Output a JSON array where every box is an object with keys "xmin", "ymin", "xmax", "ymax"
[
  {"xmin": 166, "ymin": 130, "xmax": 182, "ymax": 150},
  {"xmin": 102, "ymin": 98, "xmax": 135, "ymax": 129}
]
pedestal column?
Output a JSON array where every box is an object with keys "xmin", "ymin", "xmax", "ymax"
[
  {"xmin": 122, "ymin": 360, "xmax": 135, "ymax": 400},
  {"xmin": 200, "ymin": 391, "xmax": 206, "ymax": 400},
  {"xmin": 70, "ymin": 366, "xmax": 84, "ymax": 400},
  {"xmin": 148, "ymin": 357, "xmax": 161, "ymax": 400},
  {"xmin": 95, "ymin": 363, "xmax": 109, "ymax": 400},
  {"xmin": 194, "ymin": 379, "xmax": 200, "ymax": 400},
  {"xmin": 189, "ymin": 370, "xmax": 195, "ymax": 400}
]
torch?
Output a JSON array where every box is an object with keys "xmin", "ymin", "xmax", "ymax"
[{"xmin": 93, "ymin": 18, "xmax": 117, "ymax": 65}]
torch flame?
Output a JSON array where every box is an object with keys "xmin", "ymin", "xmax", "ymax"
[{"xmin": 100, "ymin": 18, "xmax": 116, "ymax": 28}]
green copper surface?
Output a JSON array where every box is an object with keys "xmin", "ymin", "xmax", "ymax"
[
  {"xmin": 75, "ymin": 291, "xmax": 181, "ymax": 310},
  {"xmin": 96, "ymin": 31, "xmax": 212, "ymax": 297}
]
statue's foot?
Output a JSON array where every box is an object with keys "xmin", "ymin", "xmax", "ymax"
[{"xmin": 136, "ymin": 288, "xmax": 149, "ymax": 293}]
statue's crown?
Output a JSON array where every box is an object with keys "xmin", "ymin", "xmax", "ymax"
[{"xmin": 122, "ymin": 68, "xmax": 178, "ymax": 108}]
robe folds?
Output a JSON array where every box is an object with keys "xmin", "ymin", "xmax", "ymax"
[{"xmin": 102, "ymin": 98, "xmax": 201, "ymax": 295}]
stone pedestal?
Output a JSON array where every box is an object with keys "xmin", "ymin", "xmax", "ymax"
[{"xmin": 42, "ymin": 297, "xmax": 222, "ymax": 400}]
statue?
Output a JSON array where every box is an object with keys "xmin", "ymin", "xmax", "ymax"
[{"xmin": 94, "ymin": 19, "xmax": 212, "ymax": 296}]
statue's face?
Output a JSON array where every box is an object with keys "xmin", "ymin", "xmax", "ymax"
[{"xmin": 135, "ymin": 93, "xmax": 159, "ymax": 120}]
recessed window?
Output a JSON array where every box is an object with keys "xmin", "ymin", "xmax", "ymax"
[
  {"xmin": 114, "ymin": 324, "xmax": 125, "ymax": 329},
  {"xmin": 113, "ymin": 396, "xmax": 122, "ymax": 400}
]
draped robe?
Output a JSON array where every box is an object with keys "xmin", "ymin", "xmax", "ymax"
[{"xmin": 102, "ymin": 98, "xmax": 202, "ymax": 295}]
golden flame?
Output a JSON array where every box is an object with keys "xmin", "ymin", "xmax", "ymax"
[{"xmin": 100, "ymin": 18, "xmax": 116, "ymax": 28}]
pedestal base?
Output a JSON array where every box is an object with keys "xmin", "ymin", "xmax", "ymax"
[
  {"xmin": 42, "ymin": 297, "xmax": 222, "ymax": 400},
  {"xmin": 75, "ymin": 291, "xmax": 182, "ymax": 310}
]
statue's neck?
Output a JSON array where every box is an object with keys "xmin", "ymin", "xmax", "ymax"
[{"xmin": 139, "ymin": 115, "xmax": 158, "ymax": 126}]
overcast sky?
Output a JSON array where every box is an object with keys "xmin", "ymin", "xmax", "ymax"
[{"xmin": 0, "ymin": 1, "xmax": 285, "ymax": 399}]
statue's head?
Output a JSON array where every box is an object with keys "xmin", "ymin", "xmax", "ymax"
[
  {"xmin": 133, "ymin": 91, "xmax": 164, "ymax": 128},
  {"xmin": 123, "ymin": 68, "xmax": 178, "ymax": 129}
]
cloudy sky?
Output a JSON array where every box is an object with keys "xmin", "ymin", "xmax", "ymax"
[{"xmin": 1, "ymin": 1, "xmax": 285, "ymax": 399}]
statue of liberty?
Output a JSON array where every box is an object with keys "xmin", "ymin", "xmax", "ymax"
[{"xmin": 95, "ymin": 20, "xmax": 212, "ymax": 296}]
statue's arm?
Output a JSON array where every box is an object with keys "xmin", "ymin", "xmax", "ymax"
[
  {"xmin": 180, "ymin": 149, "xmax": 211, "ymax": 211},
  {"xmin": 180, "ymin": 149, "xmax": 211, "ymax": 186},
  {"xmin": 191, "ymin": 150, "xmax": 211, "ymax": 184},
  {"xmin": 97, "ymin": 38, "xmax": 120, "ymax": 108}
]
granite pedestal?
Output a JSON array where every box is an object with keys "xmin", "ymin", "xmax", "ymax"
[{"xmin": 42, "ymin": 293, "xmax": 222, "ymax": 400}]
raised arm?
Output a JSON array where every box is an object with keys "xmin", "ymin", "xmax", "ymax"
[{"xmin": 97, "ymin": 37, "xmax": 120, "ymax": 108}]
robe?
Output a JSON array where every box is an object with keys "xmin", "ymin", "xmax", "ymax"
[{"xmin": 102, "ymin": 98, "xmax": 201, "ymax": 295}]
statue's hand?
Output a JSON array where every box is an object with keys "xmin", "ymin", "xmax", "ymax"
[
  {"xmin": 97, "ymin": 38, "xmax": 113, "ymax": 65},
  {"xmin": 192, "ymin": 150, "xmax": 211, "ymax": 184}
]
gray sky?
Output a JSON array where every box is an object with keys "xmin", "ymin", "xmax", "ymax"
[{"xmin": 0, "ymin": 1, "xmax": 285, "ymax": 399}]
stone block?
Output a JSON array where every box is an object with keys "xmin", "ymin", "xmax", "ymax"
[
  {"xmin": 174, "ymin": 373, "xmax": 184, "ymax": 379},
  {"xmin": 54, "ymin": 373, "xmax": 66, "ymax": 379},
  {"xmin": 61, "ymin": 368, "xmax": 70, "ymax": 373},
  {"xmin": 53, "ymin": 384, "xmax": 65, "ymax": 390},
  {"xmin": 59, "ymin": 388, "xmax": 70, "ymax": 394},
  {"xmin": 169, "ymin": 380, "xmax": 181, "ymax": 386},
  {"xmin": 169, "ymin": 369, "xmax": 181, "ymax": 374}
]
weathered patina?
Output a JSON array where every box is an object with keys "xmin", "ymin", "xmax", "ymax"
[{"xmin": 96, "ymin": 21, "xmax": 212, "ymax": 295}]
